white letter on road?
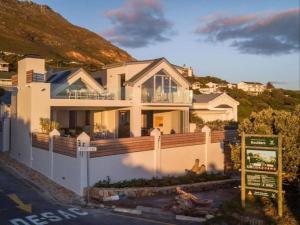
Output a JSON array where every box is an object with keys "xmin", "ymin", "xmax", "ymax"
[
  {"xmin": 10, "ymin": 218, "xmax": 30, "ymax": 225},
  {"xmin": 41, "ymin": 212, "xmax": 62, "ymax": 222},
  {"xmin": 26, "ymin": 215, "xmax": 48, "ymax": 225},
  {"xmin": 57, "ymin": 210, "xmax": 77, "ymax": 219},
  {"xmin": 68, "ymin": 208, "xmax": 88, "ymax": 216}
]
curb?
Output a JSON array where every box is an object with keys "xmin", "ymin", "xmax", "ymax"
[
  {"xmin": 114, "ymin": 207, "xmax": 142, "ymax": 215},
  {"xmin": 176, "ymin": 215, "xmax": 207, "ymax": 222},
  {"xmin": 136, "ymin": 206, "xmax": 173, "ymax": 216}
]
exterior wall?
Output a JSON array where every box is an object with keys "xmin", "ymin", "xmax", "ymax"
[
  {"xmin": 207, "ymin": 143, "xmax": 224, "ymax": 172},
  {"xmin": 237, "ymin": 82, "xmax": 265, "ymax": 94},
  {"xmin": 32, "ymin": 147, "xmax": 51, "ymax": 177},
  {"xmin": 160, "ymin": 145, "xmax": 205, "ymax": 175},
  {"xmin": 192, "ymin": 110, "xmax": 227, "ymax": 122},
  {"xmin": 90, "ymin": 150, "xmax": 156, "ymax": 185}
]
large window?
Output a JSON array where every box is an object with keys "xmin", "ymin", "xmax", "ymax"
[{"xmin": 141, "ymin": 70, "xmax": 180, "ymax": 103}]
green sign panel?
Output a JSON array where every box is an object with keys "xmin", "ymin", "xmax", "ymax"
[
  {"xmin": 246, "ymin": 189, "xmax": 277, "ymax": 199},
  {"xmin": 245, "ymin": 136, "xmax": 278, "ymax": 148},
  {"xmin": 246, "ymin": 172, "xmax": 277, "ymax": 189},
  {"xmin": 246, "ymin": 148, "xmax": 277, "ymax": 171}
]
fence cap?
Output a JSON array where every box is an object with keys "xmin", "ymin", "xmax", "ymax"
[
  {"xmin": 77, "ymin": 132, "xmax": 90, "ymax": 146},
  {"xmin": 49, "ymin": 129, "xmax": 60, "ymax": 137},
  {"xmin": 150, "ymin": 128, "xmax": 161, "ymax": 137},
  {"xmin": 201, "ymin": 125, "xmax": 211, "ymax": 133}
]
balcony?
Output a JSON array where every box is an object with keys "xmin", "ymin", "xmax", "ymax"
[
  {"xmin": 50, "ymin": 84, "xmax": 132, "ymax": 101},
  {"xmin": 142, "ymin": 89, "xmax": 192, "ymax": 104}
]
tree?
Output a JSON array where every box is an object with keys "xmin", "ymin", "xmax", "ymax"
[
  {"xmin": 231, "ymin": 106, "xmax": 300, "ymax": 182},
  {"xmin": 0, "ymin": 88, "xmax": 5, "ymax": 97},
  {"xmin": 266, "ymin": 82, "xmax": 275, "ymax": 89}
]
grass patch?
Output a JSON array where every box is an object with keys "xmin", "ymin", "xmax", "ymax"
[{"xmin": 94, "ymin": 173, "xmax": 229, "ymax": 188}]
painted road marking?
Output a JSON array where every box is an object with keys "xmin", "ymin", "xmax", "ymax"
[
  {"xmin": 9, "ymin": 207, "xmax": 88, "ymax": 225},
  {"xmin": 7, "ymin": 194, "xmax": 32, "ymax": 213}
]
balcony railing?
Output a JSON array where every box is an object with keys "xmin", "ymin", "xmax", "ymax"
[
  {"xmin": 142, "ymin": 90, "xmax": 192, "ymax": 104},
  {"xmin": 51, "ymin": 85, "xmax": 132, "ymax": 101}
]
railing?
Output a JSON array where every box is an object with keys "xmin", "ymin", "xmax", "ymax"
[
  {"xmin": 26, "ymin": 70, "xmax": 45, "ymax": 83},
  {"xmin": 90, "ymin": 136, "xmax": 154, "ymax": 158},
  {"xmin": 211, "ymin": 130, "xmax": 239, "ymax": 143},
  {"xmin": 53, "ymin": 136, "xmax": 77, "ymax": 157},
  {"xmin": 161, "ymin": 132, "xmax": 205, "ymax": 149},
  {"xmin": 142, "ymin": 89, "xmax": 192, "ymax": 104},
  {"xmin": 0, "ymin": 79, "xmax": 12, "ymax": 87},
  {"xmin": 32, "ymin": 133, "xmax": 49, "ymax": 150},
  {"xmin": 51, "ymin": 84, "xmax": 132, "ymax": 100}
]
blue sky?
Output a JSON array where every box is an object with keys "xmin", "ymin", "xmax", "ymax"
[{"xmin": 33, "ymin": 0, "xmax": 300, "ymax": 90}]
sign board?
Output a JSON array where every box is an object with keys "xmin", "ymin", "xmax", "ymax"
[
  {"xmin": 246, "ymin": 149, "xmax": 277, "ymax": 171},
  {"xmin": 245, "ymin": 136, "xmax": 278, "ymax": 148},
  {"xmin": 77, "ymin": 146, "xmax": 97, "ymax": 152},
  {"xmin": 241, "ymin": 133, "xmax": 283, "ymax": 217},
  {"xmin": 246, "ymin": 172, "xmax": 277, "ymax": 189},
  {"xmin": 246, "ymin": 189, "xmax": 277, "ymax": 199}
]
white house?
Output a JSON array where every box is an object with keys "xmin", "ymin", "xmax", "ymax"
[
  {"xmin": 237, "ymin": 81, "xmax": 265, "ymax": 94},
  {"xmin": 191, "ymin": 93, "xmax": 239, "ymax": 122},
  {"xmin": 0, "ymin": 59, "xmax": 9, "ymax": 72}
]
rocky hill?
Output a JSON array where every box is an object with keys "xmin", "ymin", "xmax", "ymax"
[{"xmin": 0, "ymin": 0, "xmax": 134, "ymax": 68}]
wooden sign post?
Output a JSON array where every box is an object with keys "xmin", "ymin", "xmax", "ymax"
[{"xmin": 241, "ymin": 133, "xmax": 283, "ymax": 217}]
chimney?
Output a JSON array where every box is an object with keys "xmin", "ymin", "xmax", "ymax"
[
  {"xmin": 187, "ymin": 66, "xmax": 193, "ymax": 77},
  {"xmin": 17, "ymin": 54, "xmax": 45, "ymax": 85}
]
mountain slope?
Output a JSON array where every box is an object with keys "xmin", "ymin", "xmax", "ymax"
[{"xmin": 0, "ymin": 0, "xmax": 134, "ymax": 66}]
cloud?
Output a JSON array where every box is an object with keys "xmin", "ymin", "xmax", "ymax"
[
  {"xmin": 103, "ymin": 0, "xmax": 174, "ymax": 48},
  {"xmin": 195, "ymin": 8, "xmax": 300, "ymax": 55}
]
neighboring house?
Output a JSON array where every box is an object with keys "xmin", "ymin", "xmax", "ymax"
[
  {"xmin": 0, "ymin": 71, "xmax": 14, "ymax": 87},
  {"xmin": 237, "ymin": 81, "xmax": 265, "ymax": 94},
  {"xmin": 191, "ymin": 93, "xmax": 239, "ymax": 122},
  {"xmin": 0, "ymin": 59, "xmax": 9, "ymax": 72},
  {"xmin": 227, "ymin": 83, "xmax": 237, "ymax": 89}
]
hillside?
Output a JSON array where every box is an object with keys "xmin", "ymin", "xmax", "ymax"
[
  {"xmin": 0, "ymin": 0, "xmax": 134, "ymax": 68},
  {"xmin": 186, "ymin": 75, "xmax": 228, "ymax": 85},
  {"xmin": 226, "ymin": 88, "xmax": 300, "ymax": 121}
]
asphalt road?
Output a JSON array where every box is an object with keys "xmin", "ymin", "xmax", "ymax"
[{"xmin": 0, "ymin": 166, "xmax": 179, "ymax": 225}]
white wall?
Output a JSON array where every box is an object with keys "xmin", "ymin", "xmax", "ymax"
[
  {"xmin": 89, "ymin": 150, "xmax": 156, "ymax": 185},
  {"xmin": 32, "ymin": 147, "xmax": 51, "ymax": 177},
  {"xmin": 160, "ymin": 145, "xmax": 205, "ymax": 175}
]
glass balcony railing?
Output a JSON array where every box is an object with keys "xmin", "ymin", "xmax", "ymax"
[
  {"xmin": 141, "ymin": 89, "xmax": 192, "ymax": 104},
  {"xmin": 50, "ymin": 84, "xmax": 132, "ymax": 101}
]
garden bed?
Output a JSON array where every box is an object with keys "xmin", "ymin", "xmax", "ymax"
[{"xmin": 89, "ymin": 175, "xmax": 239, "ymax": 201}]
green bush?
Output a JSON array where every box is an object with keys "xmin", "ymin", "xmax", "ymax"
[{"xmin": 94, "ymin": 173, "xmax": 229, "ymax": 188}]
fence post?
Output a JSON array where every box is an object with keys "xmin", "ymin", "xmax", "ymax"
[
  {"xmin": 77, "ymin": 132, "xmax": 90, "ymax": 197},
  {"xmin": 49, "ymin": 129, "xmax": 60, "ymax": 179},
  {"xmin": 151, "ymin": 128, "xmax": 161, "ymax": 177},
  {"xmin": 201, "ymin": 125, "xmax": 211, "ymax": 173}
]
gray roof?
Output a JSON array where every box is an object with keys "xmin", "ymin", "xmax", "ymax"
[
  {"xmin": 242, "ymin": 81, "xmax": 263, "ymax": 85},
  {"xmin": 215, "ymin": 104, "xmax": 232, "ymax": 108},
  {"xmin": 193, "ymin": 93, "xmax": 223, "ymax": 103},
  {"xmin": 47, "ymin": 68, "xmax": 80, "ymax": 83}
]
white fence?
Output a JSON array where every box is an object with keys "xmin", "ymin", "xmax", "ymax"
[{"xmin": 14, "ymin": 127, "xmax": 237, "ymax": 196}]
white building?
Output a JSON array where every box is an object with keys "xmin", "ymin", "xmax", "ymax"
[
  {"xmin": 191, "ymin": 93, "xmax": 239, "ymax": 121},
  {"xmin": 0, "ymin": 59, "xmax": 9, "ymax": 72},
  {"xmin": 237, "ymin": 81, "xmax": 265, "ymax": 94}
]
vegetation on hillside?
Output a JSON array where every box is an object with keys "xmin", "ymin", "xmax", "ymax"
[
  {"xmin": 0, "ymin": 0, "xmax": 133, "ymax": 68},
  {"xmin": 186, "ymin": 75, "xmax": 228, "ymax": 85},
  {"xmin": 225, "ymin": 88, "xmax": 300, "ymax": 121}
]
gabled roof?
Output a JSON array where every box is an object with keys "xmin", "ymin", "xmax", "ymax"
[
  {"xmin": 125, "ymin": 57, "xmax": 191, "ymax": 86},
  {"xmin": 193, "ymin": 93, "xmax": 223, "ymax": 103},
  {"xmin": 215, "ymin": 104, "xmax": 232, "ymax": 108},
  {"xmin": 47, "ymin": 68, "xmax": 81, "ymax": 83}
]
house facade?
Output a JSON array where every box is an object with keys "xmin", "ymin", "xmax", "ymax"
[
  {"xmin": 191, "ymin": 93, "xmax": 239, "ymax": 122},
  {"xmin": 10, "ymin": 56, "xmax": 194, "ymax": 165},
  {"xmin": 0, "ymin": 59, "xmax": 9, "ymax": 72},
  {"xmin": 237, "ymin": 81, "xmax": 265, "ymax": 94}
]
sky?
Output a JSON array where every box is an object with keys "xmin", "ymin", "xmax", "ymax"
[{"xmin": 33, "ymin": 0, "xmax": 300, "ymax": 90}]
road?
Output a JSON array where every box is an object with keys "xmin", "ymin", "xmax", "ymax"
[{"xmin": 0, "ymin": 166, "xmax": 179, "ymax": 225}]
